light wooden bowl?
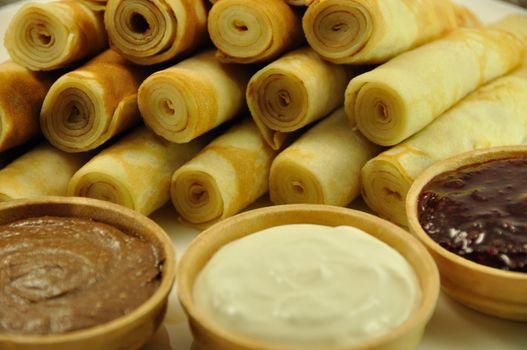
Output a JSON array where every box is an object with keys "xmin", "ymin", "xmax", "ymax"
[
  {"xmin": 0, "ymin": 196, "xmax": 176, "ymax": 350},
  {"xmin": 178, "ymin": 204, "xmax": 440, "ymax": 350},
  {"xmin": 406, "ymin": 146, "xmax": 527, "ymax": 321}
]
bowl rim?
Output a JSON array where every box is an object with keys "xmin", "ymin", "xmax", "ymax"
[
  {"xmin": 178, "ymin": 203, "xmax": 440, "ymax": 350},
  {"xmin": 0, "ymin": 196, "xmax": 177, "ymax": 344},
  {"xmin": 406, "ymin": 145, "xmax": 527, "ymax": 280}
]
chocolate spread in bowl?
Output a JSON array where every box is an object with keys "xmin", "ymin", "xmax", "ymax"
[{"xmin": 0, "ymin": 216, "xmax": 162, "ymax": 335}]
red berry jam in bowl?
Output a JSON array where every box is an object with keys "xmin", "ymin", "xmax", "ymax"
[{"xmin": 417, "ymin": 157, "xmax": 527, "ymax": 272}]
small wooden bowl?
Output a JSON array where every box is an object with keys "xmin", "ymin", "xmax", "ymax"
[
  {"xmin": 406, "ymin": 146, "xmax": 527, "ymax": 321},
  {"xmin": 178, "ymin": 204, "xmax": 440, "ymax": 350},
  {"xmin": 0, "ymin": 196, "xmax": 176, "ymax": 350}
]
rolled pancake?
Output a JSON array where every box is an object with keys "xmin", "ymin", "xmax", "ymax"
[
  {"xmin": 104, "ymin": 0, "xmax": 208, "ymax": 65},
  {"xmin": 453, "ymin": 3, "xmax": 482, "ymax": 29},
  {"xmin": 68, "ymin": 127, "xmax": 206, "ymax": 216},
  {"xmin": 286, "ymin": 0, "xmax": 315, "ymax": 5},
  {"xmin": 80, "ymin": 0, "xmax": 107, "ymax": 11},
  {"xmin": 0, "ymin": 144, "xmax": 32, "ymax": 170},
  {"xmin": 270, "ymin": 108, "xmax": 380, "ymax": 206},
  {"xmin": 207, "ymin": 0, "xmax": 303, "ymax": 64},
  {"xmin": 213, "ymin": 0, "xmax": 314, "ymax": 4},
  {"xmin": 361, "ymin": 65, "xmax": 527, "ymax": 226},
  {"xmin": 345, "ymin": 20, "xmax": 527, "ymax": 146},
  {"xmin": 0, "ymin": 61, "xmax": 55, "ymax": 152},
  {"xmin": 138, "ymin": 50, "xmax": 251, "ymax": 143},
  {"xmin": 247, "ymin": 47, "xmax": 357, "ymax": 150},
  {"xmin": 171, "ymin": 119, "xmax": 277, "ymax": 225},
  {"xmin": 490, "ymin": 14, "xmax": 527, "ymax": 47},
  {"xmin": 40, "ymin": 50, "xmax": 152, "ymax": 153},
  {"xmin": 4, "ymin": 0, "xmax": 107, "ymax": 71},
  {"xmin": 0, "ymin": 143, "xmax": 89, "ymax": 201},
  {"xmin": 302, "ymin": 0, "xmax": 474, "ymax": 65}
]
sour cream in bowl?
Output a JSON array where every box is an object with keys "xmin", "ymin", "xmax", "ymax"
[{"xmin": 178, "ymin": 204, "xmax": 439, "ymax": 350}]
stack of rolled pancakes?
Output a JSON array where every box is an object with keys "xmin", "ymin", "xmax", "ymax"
[{"xmin": 0, "ymin": 0, "xmax": 525, "ymax": 228}]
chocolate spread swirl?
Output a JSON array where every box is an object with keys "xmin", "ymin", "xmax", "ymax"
[{"xmin": 0, "ymin": 216, "xmax": 162, "ymax": 335}]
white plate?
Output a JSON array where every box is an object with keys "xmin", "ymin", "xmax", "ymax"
[{"xmin": 0, "ymin": 1, "xmax": 526, "ymax": 349}]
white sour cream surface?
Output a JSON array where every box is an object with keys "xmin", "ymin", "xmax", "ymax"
[{"xmin": 192, "ymin": 224, "xmax": 421, "ymax": 347}]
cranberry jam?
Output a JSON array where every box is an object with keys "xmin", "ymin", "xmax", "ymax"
[{"xmin": 418, "ymin": 157, "xmax": 527, "ymax": 272}]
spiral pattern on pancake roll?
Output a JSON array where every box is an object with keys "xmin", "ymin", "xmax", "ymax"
[
  {"xmin": 171, "ymin": 119, "xmax": 278, "ymax": 225},
  {"xmin": 138, "ymin": 50, "xmax": 251, "ymax": 143},
  {"xmin": 4, "ymin": 0, "xmax": 107, "ymax": 71},
  {"xmin": 247, "ymin": 47, "xmax": 357, "ymax": 149},
  {"xmin": 40, "ymin": 50, "xmax": 152, "ymax": 153},
  {"xmin": 302, "ymin": 0, "xmax": 466, "ymax": 65},
  {"xmin": 207, "ymin": 0, "xmax": 303, "ymax": 64},
  {"xmin": 104, "ymin": 0, "xmax": 209, "ymax": 65},
  {"xmin": 68, "ymin": 127, "xmax": 207, "ymax": 215}
]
